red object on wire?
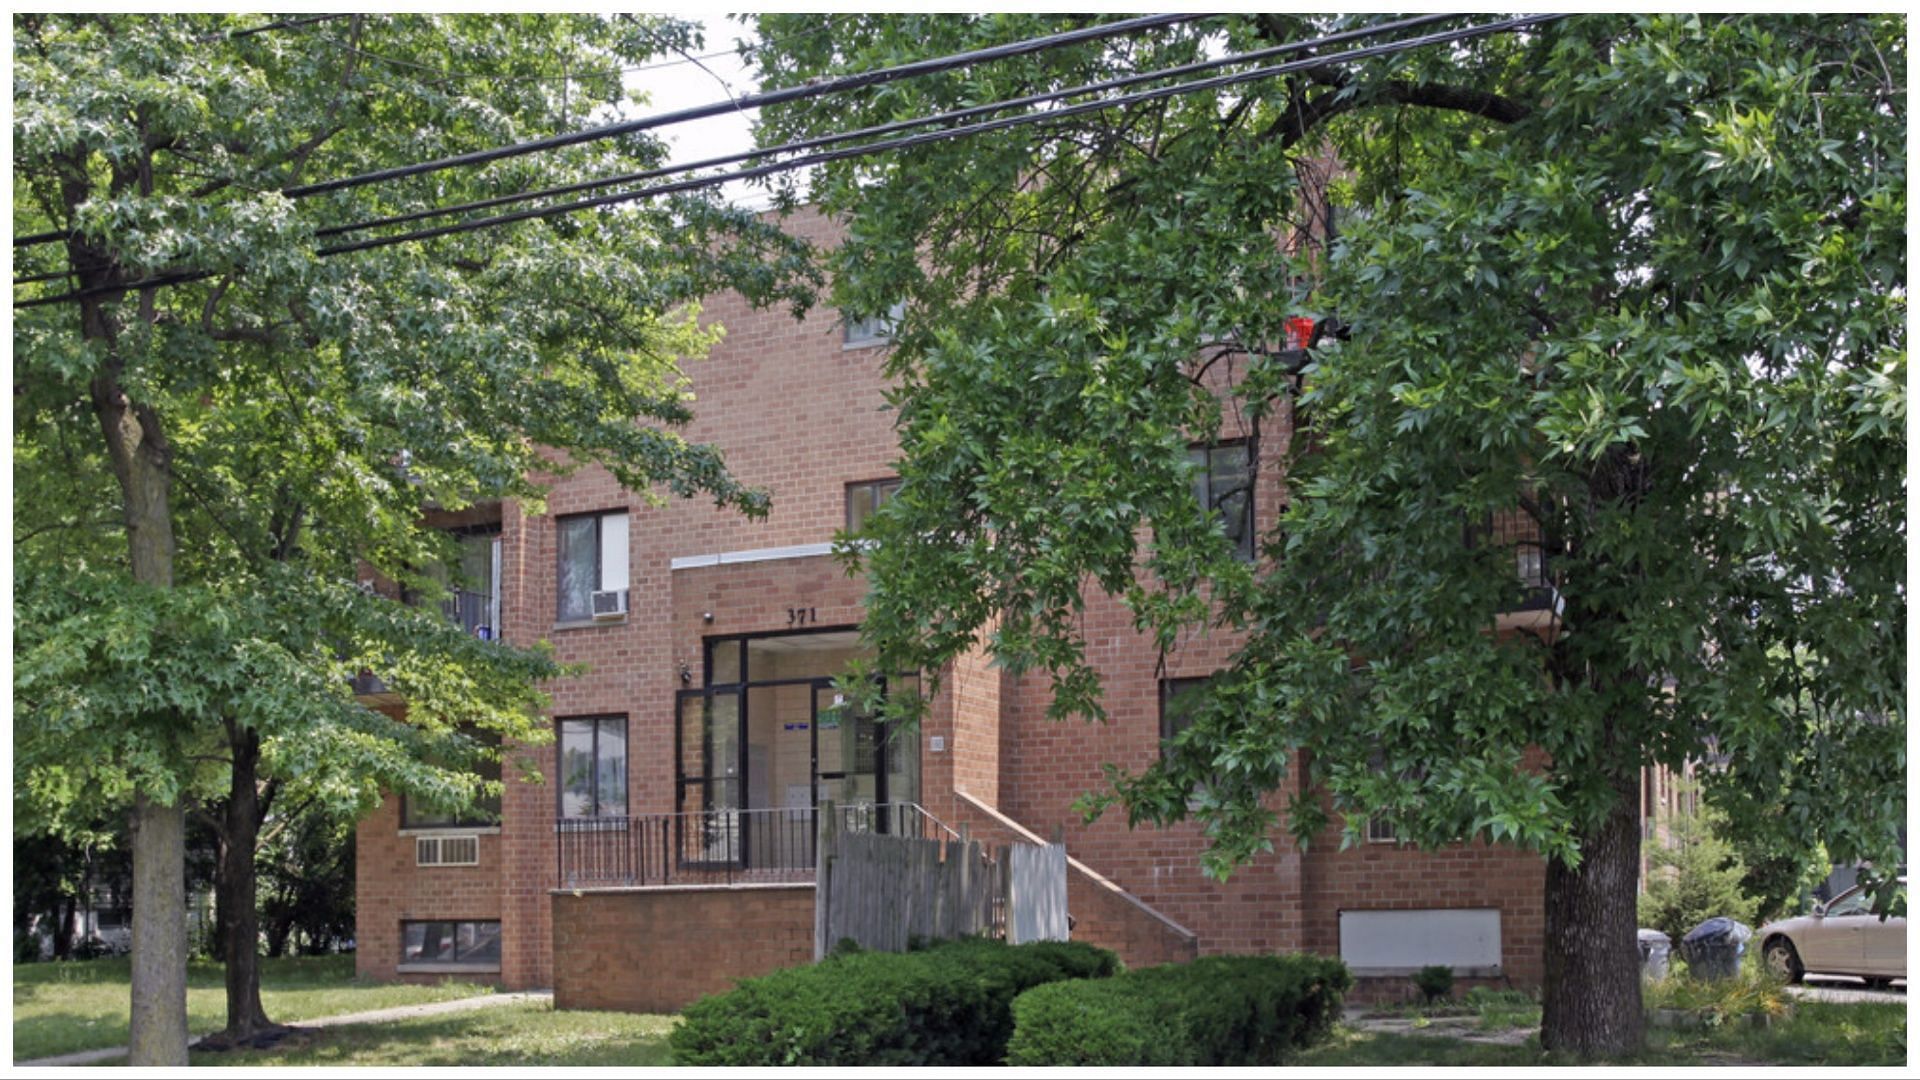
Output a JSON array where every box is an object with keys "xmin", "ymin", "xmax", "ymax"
[{"xmin": 1285, "ymin": 316, "xmax": 1317, "ymax": 351}]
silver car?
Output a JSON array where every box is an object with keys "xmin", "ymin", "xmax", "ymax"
[{"xmin": 1758, "ymin": 877, "xmax": 1906, "ymax": 986}]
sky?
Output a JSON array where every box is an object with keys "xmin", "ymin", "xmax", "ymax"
[{"xmin": 623, "ymin": 14, "xmax": 769, "ymax": 208}]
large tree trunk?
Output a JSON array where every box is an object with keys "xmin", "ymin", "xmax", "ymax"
[
  {"xmin": 1539, "ymin": 767, "xmax": 1645, "ymax": 1057},
  {"xmin": 89, "ymin": 287, "xmax": 191, "ymax": 1066},
  {"xmin": 215, "ymin": 726, "xmax": 277, "ymax": 1042},
  {"xmin": 51, "ymin": 895, "xmax": 75, "ymax": 959},
  {"xmin": 128, "ymin": 794, "xmax": 189, "ymax": 1065}
]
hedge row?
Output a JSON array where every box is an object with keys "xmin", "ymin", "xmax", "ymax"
[
  {"xmin": 668, "ymin": 937, "xmax": 1120, "ymax": 1066},
  {"xmin": 1005, "ymin": 953, "xmax": 1354, "ymax": 1066}
]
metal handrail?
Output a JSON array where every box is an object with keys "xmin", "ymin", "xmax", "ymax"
[{"xmin": 555, "ymin": 802, "xmax": 961, "ymax": 890}]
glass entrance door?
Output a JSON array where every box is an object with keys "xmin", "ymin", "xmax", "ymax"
[
  {"xmin": 675, "ymin": 688, "xmax": 741, "ymax": 864},
  {"xmin": 814, "ymin": 680, "xmax": 881, "ymax": 823}
]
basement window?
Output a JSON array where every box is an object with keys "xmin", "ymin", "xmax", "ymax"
[{"xmin": 399, "ymin": 919, "xmax": 501, "ymax": 971}]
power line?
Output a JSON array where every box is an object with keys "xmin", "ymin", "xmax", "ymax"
[
  {"xmin": 312, "ymin": 13, "xmax": 1464, "ymax": 243},
  {"xmin": 279, "ymin": 13, "xmax": 1213, "ymax": 200},
  {"xmin": 14, "ymin": 12, "xmax": 1206, "ymax": 251},
  {"xmin": 316, "ymin": 15, "xmax": 1566, "ymax": 257},
  {"xmin": 15, "ymin": 15, "xmax": 1566, "ymax": 309}
]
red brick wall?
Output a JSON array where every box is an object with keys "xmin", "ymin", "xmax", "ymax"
[
  {"xmin": 948, "ymin": 793, "xmax": 1198, "ymax": 971},
  {"xmin": 550, "ymin": 886, "xmax": 815, "ymax": 1012},
  {"xmin": 353, "ymin": 792, "xmax": 506, "ymax": 984},
  {"xmin": 354, "ymin": 204, "xmax": 1549, "ymax": 1000}
]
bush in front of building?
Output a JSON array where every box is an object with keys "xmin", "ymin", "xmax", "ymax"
[
  {"xmin": 668, "ymin": 936, "xmax": 1120, "ymax": 1066},
  {"xmin": 1004, "ymin": 953, "xmax": 1353, "ymax": 1066}
]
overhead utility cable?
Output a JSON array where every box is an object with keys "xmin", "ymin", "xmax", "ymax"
[
  {"xmin": 15, "ymin": 14, "xmax": 1563, "ymax": 308},
  {"xmin": 312, "ymin": 12, "xmax": 1464, "ymax": 242}
]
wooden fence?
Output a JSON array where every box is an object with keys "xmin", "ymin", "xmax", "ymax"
[{"xmin": 814, "ymin": 802, "xmax": 1067, "ymax": 958}]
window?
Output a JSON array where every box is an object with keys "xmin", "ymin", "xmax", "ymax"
[
  {"xmin": 435, "ymin": 528, "xmax": 501, "ymax": 640},
  {"xmin": 843, "ymin": 301, "xmax": 905, "ymax": 347},
  {"xmin": 558, "ymin": 716, "xmax": 627, "ymax": 818},
  {"xmin": 1159, "ymin": 677, "xmax": 1213, "ymax": 758},
  {"xmin": 846, "ymin": 478, "xmax": 903, "ymax": 532},
  {"xmin": 1825, "ymin": 887, "xmax": 1874, "ymax": 918},
  {"xmin": 401, "ymin": 731, "xmax": 502, "ymax": 829},
  {"xmin": 400, "ymin": 920, "xmax": 501, "ymax": 969},
  {"xmin": 1189, "ymin": 442, "xmax": 1254, "ymax": 561},
  {"xmin": 556, "ymin": 510, "xmax": 629, "ymax": 623}
]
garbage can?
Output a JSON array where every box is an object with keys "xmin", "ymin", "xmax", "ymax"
[
  {"xmin": 1637, "ymin": 928, "xmax": 1672, "ymax": 979},
  {"xmin": 1679, "ymin": 917, "xmax": 1751, "ymax": 980}
]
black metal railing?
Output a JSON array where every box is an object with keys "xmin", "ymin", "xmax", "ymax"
[
  {"xmin": 555, "ymin": 802, "xmax": 958, "ymax": 890},
  {"xmin": 1467, "ymin": 511, "xmax": 1555, "ymax": 613},
  {"xmin": 441, "ymin": 589, "xmax": 497, "ymax": 640}
]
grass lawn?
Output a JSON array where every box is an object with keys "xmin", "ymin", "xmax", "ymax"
[
  {"xmin": 191, "ymin": 1001, "xmax": 676, "ymax": 1068},
  {"xmin": 13, "ymin": 955, "xmax": 492, "ymax": 1063},
  {"xmin": 1299, "ymin": 1001, "xmax": 1907, "ymax": 1068}
]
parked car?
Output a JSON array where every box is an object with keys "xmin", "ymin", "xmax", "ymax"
[{"xmin": 1758, "ymin": 876, "xmax": 1906, "ymax": 986}]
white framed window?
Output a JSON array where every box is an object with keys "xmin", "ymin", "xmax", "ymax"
[
  {"xmin": 846, "ymin": 477, "xmax": 903, "ymax": 532},
  {"xmin": 556, "ymin": 510, "xmax": 629, "ymax": 623},
  {"xmin": 843, "ymin": 301, "xmax": 905, "ymax": 347}
]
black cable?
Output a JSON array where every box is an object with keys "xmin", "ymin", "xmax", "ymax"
[
  {"xmin": 14, "ymin": 12, "xmax": 1207, "ymax": 250},
  {"xmin": 316, "ymin": 14, "xmax": 1565, "ymax": 257},
  {"xmin": 280, "ymin": 12, "xmax": 1212, "ymax": 199},
  {"xmin": 223, "ymin": 14, "xmax": 351, "ymax": 41},
  {"xmin": 312, "ymin": 13, "xmax": 1464, "ymax": 242},
  {"xmin": 15, "ymin": 15, "xmax": 1566, "ymax": 309}
]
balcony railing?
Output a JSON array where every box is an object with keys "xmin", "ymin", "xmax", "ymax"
[
  {"xmin": 441, "ymin": 588, "xmax": 498, "ymax": 640},
  {"xmin": 555, "ymin": 803, "xmax": 958, "ymax": 890},
  {"xmin": 1467, "ymin": 512, "xmax": 1556, "ymax": 614}
]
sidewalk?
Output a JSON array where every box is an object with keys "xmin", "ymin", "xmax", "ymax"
[{"xmin": 17, "ymin": 990, "xmax": 552, "ymax": 1068}]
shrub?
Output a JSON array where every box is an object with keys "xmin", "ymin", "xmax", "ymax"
[
  {"xmin": 668, "ymin": 936, "xmax": 1119, "ymax": 1066},
  {"xmin": 1412, "ymin": 964, "xmax": 1454, "ymax": 1004},
  {"xmin": 1637, "ymin": 788, "xmax": 1761, "ymax": 944},
  {"xmin": 1005, "ymin": 953, "xmax": 1354, "ymax": 1066}
]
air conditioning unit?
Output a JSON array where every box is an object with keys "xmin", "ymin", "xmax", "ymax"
[
  {"xmin": 591, "ymin": 589, "xmax": 628, "ymax": 619},
  {"xmin": 416, "ymin": 835, "xmax": 479, "ymax": 867}
]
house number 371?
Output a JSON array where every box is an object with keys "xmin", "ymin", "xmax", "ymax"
[{"xmin": 788, "ymin": 606, "xmax": 817, "ymax": 627}]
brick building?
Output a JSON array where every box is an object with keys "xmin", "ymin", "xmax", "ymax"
[{"xmin": 354, "ymin": 207, "xmax": 1548, "ymax": 1010}]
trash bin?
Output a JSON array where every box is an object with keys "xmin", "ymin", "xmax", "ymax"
[
  {"xmin": 1637, "ymin": 928, "xmax": 1672, "ymax": 979},
  {"xmin": 1679, "ymin": 917, "xmax": 1751, "ymax": 980}
]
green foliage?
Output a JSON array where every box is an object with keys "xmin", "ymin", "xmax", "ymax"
[
  {"xmin": 1637, "ymin": 796, "xmax": 1762, "ymax": 945},
  {"xmin": 258, "ymin": 805, "xmax": 356, "ymax": 955},
  {"xmin": 755, "ymin": 13, "xmax": 1904, "ymax": 888},
  {"xmin": 668, "ymin": 937, "xmax": 1118, "ymax": 1066},
  {"xmin": 1644, "ymin": 966, "xmax": 1788, "ymax": 1026},
  {"xmin": 1005, "ymin": 953, "xmax": 1353, "ymax": 1066},
  {"xmin": 13, "ymin": 13, "xmax": 820, "ymax": 834},
  {"xmin": 1412, "ymin": 964, "xmax": 1455, "ymax": 1004}
]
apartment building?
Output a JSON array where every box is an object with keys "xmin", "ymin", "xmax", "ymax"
[{"xmin": 353, "ymin": 208, "xmax": 1549, "ymax": 1010}]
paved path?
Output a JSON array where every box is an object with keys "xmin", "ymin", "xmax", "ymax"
[
  {"xmin": 16, "ymin": 990, "xmax": 551, "ymax": 1068},
  {"xmin": 1789, "ymin": 976, "xmax": 1905, "ymax": 1005}
]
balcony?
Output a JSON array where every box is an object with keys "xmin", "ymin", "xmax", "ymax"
[
  {"xmin": 555, "ymin": 803, "xmax": 957, "ymax": 890},
  {"xmin": 1468, "ymin": 511, "xmax": 1560, "ymax": 630}
]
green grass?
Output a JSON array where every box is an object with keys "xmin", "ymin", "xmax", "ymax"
[
  {"xmin": 1299, "ymin": 1001, "xmax": 1907, "ymax": 1068},
  {"xmin": 190, "ymin": 1001, "xmax": 677, "ymax": 1067},
  {"xmin": 13, "ymin": 955, "xmax": 492, "ymax": 1063}
]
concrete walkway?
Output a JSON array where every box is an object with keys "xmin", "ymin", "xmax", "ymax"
[{"xmin": 17, "ymin": 990, "xmax": 551, "ymax": 1068}]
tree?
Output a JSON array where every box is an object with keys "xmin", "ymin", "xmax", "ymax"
[
  {"xmin": 14, "ymin": 14, "xmax": 813, "ymax": 1061},
  {"xmin": 1636, "ymin": 785, "xmax": 1760, "ymax": 947},
  {"xmin": 752, "ymin": 13, "xmax": 1905, "ymax": 1057},
  {"xmin": 257, "ymin": 804, "xmax": 356, "ymax": 959}
]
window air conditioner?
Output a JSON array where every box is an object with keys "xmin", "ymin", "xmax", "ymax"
[{"xmin": 590, "ymin": 589, "xmax": 629, "ymax": 619}]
